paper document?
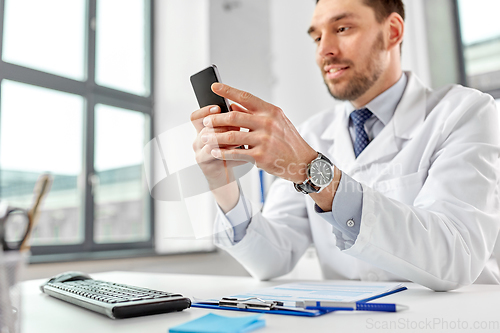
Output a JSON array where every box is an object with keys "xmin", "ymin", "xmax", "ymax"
[
  {"xmin": 192, "ymin": 281, "xmax": 406, "ymax": 317},
  {"xmin": 223, "ymin": 281, "xmax": 406, "ymax": 307}
]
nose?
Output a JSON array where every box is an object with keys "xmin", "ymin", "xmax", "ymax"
[{"xmin": 317, "ymin": 32, "xmax": 340, "ymax": 59}]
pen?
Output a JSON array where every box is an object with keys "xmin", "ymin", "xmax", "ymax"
[{"xmin": 301, "ymin": 301, "xmax": 409, "ymax": 312}]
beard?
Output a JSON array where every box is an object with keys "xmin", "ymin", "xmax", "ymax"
[{"xmin": 323, "ymin": 31, "xmax": 385, "ymax": 101}]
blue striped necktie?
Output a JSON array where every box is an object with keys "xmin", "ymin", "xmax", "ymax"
[{"xmin": 350, "ymin": 108, "xmax": 373, "ymax": 158}]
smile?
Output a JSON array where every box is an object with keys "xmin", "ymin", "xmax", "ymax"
[{"xmin": 325, "ymin": 66, "xmax": 349, "ymax": 79}]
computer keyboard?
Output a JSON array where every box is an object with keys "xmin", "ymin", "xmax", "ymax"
[{"xmin": 40, "ymin": 272, "xmax": 191, "ymax": 319}]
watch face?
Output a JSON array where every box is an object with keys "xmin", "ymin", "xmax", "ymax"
[{"xmin": 309, "ymin": 159, "xmax": 333, "ymax": 187}]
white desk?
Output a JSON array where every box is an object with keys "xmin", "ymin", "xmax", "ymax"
[{"xmin": 21, "ymin": 271, "xmax": 500, "ymax": 333}]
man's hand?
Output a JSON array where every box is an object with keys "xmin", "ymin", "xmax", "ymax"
[
  {"xmin": 192, "ymin": 82, "xmax": 341, "ymax": 212},
  {"xmin": 202, "ymin": 83, "xmax": 318, "ymax": 183},
  {"xmin": 191, "ymin": 104, "xmax": 246, "ymax": 212}
]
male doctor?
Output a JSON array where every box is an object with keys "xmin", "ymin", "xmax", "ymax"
[{"xmin": 190, "ymin": 0, "xmax": 500, "ymax": 291}]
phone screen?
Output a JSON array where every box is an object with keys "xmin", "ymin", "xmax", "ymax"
[{"xmin": 190, "ymin": 65, "xmax": 231, "ymax": 113}]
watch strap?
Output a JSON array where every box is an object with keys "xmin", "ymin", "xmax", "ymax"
[
  {"xmin": 320, "ymin": 153, "xmax": 332, "ymax": 165},
  {"xmin": 294, "ymin": 179, "xmax": 319, "ymax": 194}
]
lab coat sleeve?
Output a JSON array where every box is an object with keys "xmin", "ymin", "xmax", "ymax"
[
  {"xmin": 213, "ymin": 178, "xmax": 313, "ymax": 280},
  {"xmin": 315, "ymin": 171, "xmax": 364, "ymax": 248},
  {"xmin": 217, "ymin": 192, "xmax": 252, "ymax": 243},
  {"xmin": 344, "ymin": 93, "xmax": 500, "ymax": 291}
]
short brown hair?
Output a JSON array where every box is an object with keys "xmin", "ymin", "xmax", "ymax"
[{"xmin": 316, "ymin": 0, "xmax": 405, "ymax": 22}]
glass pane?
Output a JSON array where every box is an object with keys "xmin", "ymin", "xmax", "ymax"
[
  {"xmin": 458, "ymin": 0, "xmax": 500, "ymax": 90},
  {"xmin": 95, "ymin": 0, "xmax": 150, "ymax": 96},
  {"xmin": 0, "ymin": 80, "xmax": 84, "ymax": 245},
  {"xmin": 94, "ymin": 104, "xmax": 149, "ymax": 243},
  {"xmin": 2, "ymin": 0, "xmax": 86, "ymax": 80}
]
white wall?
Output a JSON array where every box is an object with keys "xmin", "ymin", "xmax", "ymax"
[
  {"xmin": 210, "ymin": 0, "xmax": 273, "ymax": 102},
  {"xmin": 154, "ymin": 0, "xmax": 214, "ymax": 253},
  {"xmin": 401, "ymin": 0, "xmax": 431, "ymax": 87},
  {"xmin": 269, "ymin": 0, "xmax": 336, "ymax": 126}
]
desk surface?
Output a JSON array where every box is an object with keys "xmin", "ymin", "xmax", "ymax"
[{"xmin": 22, "ymin": 271, "xmax": 500, "ymax": 333}]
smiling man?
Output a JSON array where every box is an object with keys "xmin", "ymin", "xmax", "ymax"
[
  {"xmin": 309, "ymin": 3, "xmax": 391, "ymax": 106},
  {"xmin": 190, "ymin": 0, "xmax": 500, "ymax": 291}
]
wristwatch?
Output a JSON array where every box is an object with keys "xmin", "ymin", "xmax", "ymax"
[{"xmin": 294, "ymin": 152, "xmax": 334, "ymax": 194}]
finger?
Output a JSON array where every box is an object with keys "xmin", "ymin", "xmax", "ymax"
[
  {"xmin": 198, "ymin": 143, "xmax": 221, "ymax": 162},
  {"xmin": 191, "ymin": 105, "xmax": 221, "ymax": 132},
  {"xmin": 197, "ymin": 145, "xmax": 245, "ymax": 170},
  {"xmin": 210, "ymin": 147, "xmax": 256, "ymax": 164},
  {"xmin": 199, "ymin": 141, "xmax": 242, "ymax": 157},
  {"xmin": 230, "ymin": 103, "xmax": 250, "ymax": 113},
  {"xmin": 196, "ymin": 126, "xmax": 241, "ymax": 150},
  {"xmin": 200, "ymin": 126, "xmax": 240, "ymax": 136},
  {"xmin": 191, "ymin": 105, "xmax": 221, "ymax": 121},
  {"xmin": 200, "ymin": 139, "xmax": 242, "ymax": 156},
  {"xmin": 212, "ymin": 83, "xmax": 269, "ymax": 111},
  {"xmin": 203, "ymin": 110, "xmax": 259, "ymax": 130},
  {"xmin": 197, "ymin": 158, "xmax": 248, "ymax": 170},
  {"xmin": 195, "ymin": 126, "xmax": 241, "ymax": 150},
  {"xmin": 201, "ymin": 139, "xmax": 245, "ymax": 151},
  {"xmin": 201, "ymin": 131, "xmax": 256, "ymax": 147}
]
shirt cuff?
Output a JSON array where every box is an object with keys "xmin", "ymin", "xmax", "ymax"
[
  {"xmin": 314, "ymin": 172, "xmax": 363, "ymax": 248},
  {"xmin": 224, "ymin": 193, "xmax": 252, "ymax": 243}
]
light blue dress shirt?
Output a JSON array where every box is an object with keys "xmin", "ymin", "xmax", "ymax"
[{"xmin": 225, "ymin": 73, "xmax": 408, "ymax": 245}]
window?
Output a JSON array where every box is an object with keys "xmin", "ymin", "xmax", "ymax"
[
  {"xmin": 456, "ymin": 0, "xmax": 500, "ymax": 97},
  {"xmin": 0, "ymin": 0, "xmax": 154, "ymax": 258},
  {"xmin": 95, "ymin": 0, "xmax": 150, "ymax": 95},
  {"xmin": 0, "ymin": 81, "xmax": 85, "ymax": 246},
  {"xmin": 3, "ymin": 0, "xmax": 87, "ymax": 80},
  {"xmin": 94, "ymin": 104, "xmax": 150, "ymax": 244}
]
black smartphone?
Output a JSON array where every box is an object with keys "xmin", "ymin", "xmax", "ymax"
[{"xmin": 190, "ymin": 64, "xmax": 232, "ymax": 113}]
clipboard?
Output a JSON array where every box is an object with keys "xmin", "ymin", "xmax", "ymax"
[
  {"xmin": 192, "ymin": 281, "xmax": 407, "ymax": 317},
  {"xmin": 193, "ymin": 298, "xmax": 328, "ymax": 317}
]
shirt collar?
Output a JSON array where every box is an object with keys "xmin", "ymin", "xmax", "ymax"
[{"xmin": 344, "ymin": 72, "xmax": 408, "ymax": 125}]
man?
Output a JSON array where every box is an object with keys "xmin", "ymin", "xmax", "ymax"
[{"xmin": 190, "ymin": 0, "xmax": 500, "ymax": 291}]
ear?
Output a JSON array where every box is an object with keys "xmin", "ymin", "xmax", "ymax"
[{"xmin": 386, "ymin": 12, "xmax": 404, "ymax": 51}]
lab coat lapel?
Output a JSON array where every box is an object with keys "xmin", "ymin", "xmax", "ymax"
[
  {"xmin": 350, "ymin": 72, "xmax": 428, "ymax": 171},
  {"xmin": 351, "ymin": 119, "xmax": 400, "ymax": 170},
  {"xmin": 321, "ymin": 104, "xmax": 356, "ymax": 172},
  {"xmin": 392, "ymin": 72, "xmax": 429, "ymax": 140}
]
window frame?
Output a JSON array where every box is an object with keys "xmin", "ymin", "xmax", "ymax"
[
  {"xmin": 0, "ymin": 0, "xmax": 155, "ymax": 259},
  {"xmin": 453, "ymin": 0, "xmax": 500, "ymax": 99}
]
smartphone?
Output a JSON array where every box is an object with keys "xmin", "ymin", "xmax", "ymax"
[{"xmin": 190, "ymin": 64, "xmax": 231, "ymax": 113}]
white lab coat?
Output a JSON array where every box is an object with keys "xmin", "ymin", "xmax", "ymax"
[{"xmin": 214, "ymin": 71, "xmax": 500, "ymax": 291}]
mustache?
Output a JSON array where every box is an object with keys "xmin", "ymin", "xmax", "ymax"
[{"xmin": 323, "ymin": 58, "xmax": 354, "ymax": 68}]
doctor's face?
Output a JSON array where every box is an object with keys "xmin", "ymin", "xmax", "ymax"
[{"xmin": 309, "ymin": 0, "xmax": 388, "ymax": 102}]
